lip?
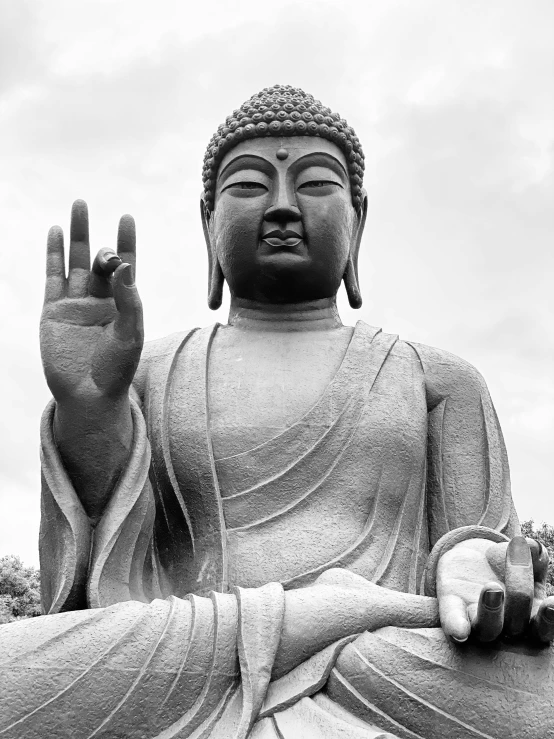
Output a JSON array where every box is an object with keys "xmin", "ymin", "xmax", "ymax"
[
  {"xmin": 261, "ymin": 229, "xmax": 303, "ymax": 248},
  {"xmin": 262, "ymin": 237, "xmax": 303, "ymax": 247}
]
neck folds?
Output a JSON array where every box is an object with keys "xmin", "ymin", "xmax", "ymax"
[{"xmin": 228, "ymin": 297, "xmax": 343, "ymax": 332}]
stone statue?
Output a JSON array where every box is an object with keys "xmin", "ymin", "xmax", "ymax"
[{"xmin": 1, "ymin": 85, "xmax": 553, "ymax": 738}]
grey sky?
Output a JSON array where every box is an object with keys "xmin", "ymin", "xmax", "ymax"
[{"xmin": 1, "ymin": 0, "xmax": 553, "ymax": 564}]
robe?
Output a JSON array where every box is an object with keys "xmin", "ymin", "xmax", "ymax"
[
  {"xmin": 0, "ymin": 584, "xmax": 284, "ymax": 739},
  {"xmin": 39, "ymin": 321, "xmax": 518, "ymax": 611},
  {"xmin": 6, "ymin": 321, "xmax": 550, "ymax": 738},
  {"xmin": 2, "ymin": 575, "xmax": 553, "ymax": 738}
]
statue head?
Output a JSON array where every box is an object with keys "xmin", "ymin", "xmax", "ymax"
[{"xmin": 201, "ymin": 85, "xmax": 367, "ymax": 310}]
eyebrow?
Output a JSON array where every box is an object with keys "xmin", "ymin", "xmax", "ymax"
[
  {"xmin": 292, "ymin": 152, "xmax": 348, "ymax": 179},
  {"xmin": 217, "ymin": 154, "xmax": 273, "ymax": 182}
]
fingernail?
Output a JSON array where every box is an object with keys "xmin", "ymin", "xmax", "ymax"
[
  {"xmin": 103, "ymin": 255, "xmax": 121, "ymax": 271},
  {"xmin": 483, "ymin": 589, "xmax": 504, "ymax": 609},
  {"xmin": 507, "ymin": 536, "xmax": 531, "ymax": 566},
  {"xmin": 544, "ymin": 606, "xmax": 554, "ymax": 623}
]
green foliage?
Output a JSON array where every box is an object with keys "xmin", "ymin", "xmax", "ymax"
[
  {"xmin": 0, "ymin": 555, "xmax": 42, "ymax": 624},
  {"xmin": 521, "ymin": 519, "xmax": 554, "ymax": 596}
]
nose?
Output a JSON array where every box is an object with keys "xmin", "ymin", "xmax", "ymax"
[
  {"xmin": 263, "ymin": 179, "xmax": 301, "ymax": 223},
  {"xmin": 263, "ymin": 203, "xmax": 301, "ymax": 223}
]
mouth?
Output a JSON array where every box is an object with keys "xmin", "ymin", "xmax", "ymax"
[{"xmin": 261, "ymin": 229, "xmax": 303, "ymax": 248}]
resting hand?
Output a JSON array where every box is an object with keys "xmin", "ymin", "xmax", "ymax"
[{"xmin": 437, "ymin": 535, "xmax": 554, "ymax": 644}]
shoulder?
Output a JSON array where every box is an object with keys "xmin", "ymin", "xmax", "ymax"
[
  {"xmin": 359, "ymin": 322, "xmax": 478, "ymax": 387},
  {"xmin": 133, "ymin": 329, "xmax": 199, "ymax": 401},
  {"xmin": 402, "ymin": 339, "xmax": 490, "ymax": 409},
  {"xmin": 358, "ymin": 322, "xmax": 486, "ymax": 405}
]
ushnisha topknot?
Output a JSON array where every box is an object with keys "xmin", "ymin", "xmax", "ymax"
[{"xmin": 202, "ymin": 84, "xmax": 365, "ymax": 212}]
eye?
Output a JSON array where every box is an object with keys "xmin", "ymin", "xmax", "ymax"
[
  {"xmin": 223, "ymin": 181, "xmax": 268, "ymax": 193},
  {"xmin": 235, "ymin": 182, "xmax": 266, "ymax": 190},
  {"xmin": 297, "ymin": 180, "xmax": 342, "ymax": 191}
]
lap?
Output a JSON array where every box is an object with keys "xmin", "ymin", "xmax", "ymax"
[{"xmin": 327, "ymin": 626, "xmax": 554, "ymax": 739}]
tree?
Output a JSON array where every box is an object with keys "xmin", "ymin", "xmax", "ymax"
[
  {"xmin": 521, "ymin": 519, "xmax": 554, "ymax": 596},
  {"xmin": 0, "ymin": 555, "xmax": 42, "ymax": 624}
]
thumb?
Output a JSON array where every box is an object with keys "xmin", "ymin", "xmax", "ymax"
[
  {"xmin": 438, "ymin": 593, "xmax": 471, "ymax": 643},
  {"xmin": 112, "ymin": 263, "xmax": 143, "ymax": 342}
]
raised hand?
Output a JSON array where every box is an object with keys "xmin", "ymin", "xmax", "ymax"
[
  {"xmin": 40, "ymin": 199, "xmax": 143, "ymax": 404},
  {"xmin": 40, "ymin": 200, "xmax": 144, "ymax": 520},
  {"xmin": 437, "ymin": 535, "xmax": 554, "ymax": 645}
]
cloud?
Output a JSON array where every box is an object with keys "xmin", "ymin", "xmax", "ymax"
[{"xmin": 1, "ymin": 0, "xmax": 553, "ymax": 563}]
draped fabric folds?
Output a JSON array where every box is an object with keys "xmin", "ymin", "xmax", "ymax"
[
  {"xmin": 39, "ymin": 397, "xmax": 159, "ymax": 610},
  {"xmin": 39, "ymin": 321, "xmax": 518, "ymax": 613},
  {"xmin": 260, "ymin": 626, "xmax": 554, "ymax": 739},
  {"xmin": 0, "ymin": 583, "xmax": 284, "ymax": 739},
  {"xmin": 29, "ymin": 321, "xmax": 532, "ymax": 738}
]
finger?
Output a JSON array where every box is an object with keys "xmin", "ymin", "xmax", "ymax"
[
  {"xmin": 470, "ymin": 583, "xmax": 505, "ymax": 642},
  {"xmin": 530, "ymin": 597, "xmax": 554, "ymax": 644},
  {"xmin": 112, "ymin": 263, "xmax": 143, "ymax": 343},
  {"xmin": 44, "ymin": 226, "xmax": 66, "ymax": 302},
  {"xmin": 439, "ymin": 593, "xmax": 471, "ymax": 643},
  {"xmin": 89, "ymin": 247, "xmax": 123, "ymax": 298},
  {"xmin": 503, "ymin": 536, "xmax": 534, "ymax": 637},
  {"xmin": 68, "ymin": 199, "xmax": 90, "ymax": 298},
  {"xmin": 485, "ymin": 541, "xmax": 509, "ymax": 580},
  {"xmin": 527, "ymin": 539, "xmax": 549, "ymax": 599},
  {"xmin": 116, "ymin": 214, "xmax": 136, "ymax": 277},
  {"xmin": 93, "ymin": 247, "xmax": 123, "ymax": 276}
]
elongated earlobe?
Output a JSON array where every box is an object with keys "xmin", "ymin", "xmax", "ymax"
[
  {"xmin": 343, "ymin": 258, "xmax": 362, "ymax": 309},
  {"xmin": 208, "ymin": 259, "xmax": 224, "ymax": 310},
  {"xmin": 201, "ymin": 197, "xmax": 225, "ymax": 310},
  {"xmin": 343, "ymin": 194, "xmax": 367, "ymax": 309}
]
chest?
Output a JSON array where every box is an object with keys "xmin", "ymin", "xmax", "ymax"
[{"xmin": 207, "ymin": 327, "xmax": 354, "ymax": 459}]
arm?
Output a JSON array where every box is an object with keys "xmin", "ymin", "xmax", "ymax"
[
  {"xmin": 53, "ymin": 397, "xmax": 134, "ymax": 523},
  {"xmin": 272, "ymin": 575, "xmax": 439, "ymax": 679},
  {"xmin": 40, "ymin": 200, "xmax": 143, "ymax": 522},
  {"xmin": 410, "ymin": 342, "xmax": 554, "ymax": 644},
  {"xmin": 410, "ymin": 341, "xmax": 517, "ymax": 543}
]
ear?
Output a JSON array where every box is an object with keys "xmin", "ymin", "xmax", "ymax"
[
  {"xmin": 200, "ymin": 196, "xmax": 224, "ymax": 310},
  {"xmin": 343, "ymin": 191, "xmax": 367, "ymax": 309}
]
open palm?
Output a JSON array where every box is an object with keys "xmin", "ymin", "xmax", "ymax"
[{"xmin": 40, "ymin": 200, "xmax": 143, "ymax": 404}]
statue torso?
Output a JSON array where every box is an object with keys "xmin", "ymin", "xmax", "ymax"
[
  {"xmin": 208, "ymin": 325, "xmax": 354, "ymax": 461},
  {"xmin": 144, "ymin": 322, "xmax": 429, "ymax": 593}
]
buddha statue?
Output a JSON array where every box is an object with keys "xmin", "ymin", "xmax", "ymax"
[{"xmin": 1, "ymin": 85, "xmax": 553, "ymax": 738}]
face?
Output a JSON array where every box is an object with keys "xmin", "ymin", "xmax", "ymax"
[{"xmin": 203, "ymin": 136, "xmax": 365, "ymax": 304}]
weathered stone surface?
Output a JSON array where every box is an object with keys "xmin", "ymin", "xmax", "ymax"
[{"xmin": 1, "ymin": 85, "xmax": 552, "ymax": 737}]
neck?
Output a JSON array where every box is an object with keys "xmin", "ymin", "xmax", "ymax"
[{"xmin": 228, "ymin": 296, "xmax": 343, "ymax": 331}]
